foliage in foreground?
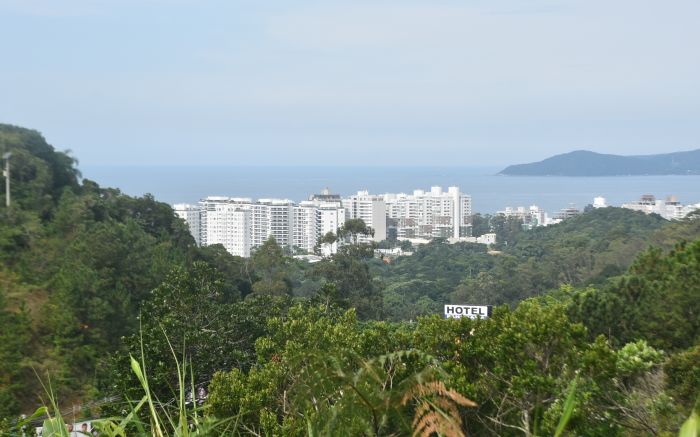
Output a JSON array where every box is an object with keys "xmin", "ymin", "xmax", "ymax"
[{"xmin": 203, "ymin": 301, "xmax": 687, "ymax": 436}]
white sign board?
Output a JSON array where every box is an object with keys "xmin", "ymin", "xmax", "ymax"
[
  {"xmin": 444, "ymin": 304, "xmax": 492, "ymax": 319},
  {"xmin": 36, "ymin": 421, "xmax": 95, "ymax": 436}
]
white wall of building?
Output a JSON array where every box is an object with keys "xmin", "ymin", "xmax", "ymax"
[
  {"xmin": 202, "ymin": 202, "xmax": 251, "ymax": 257},
  {"xmin": 173, "ymin": 203, "xmax": 201, "ymax": 246},
  {"xmin": 621, "ymin": 195, "xmax": 700, "ymax": 221},
  {"xmin": 498, "ymin": 204, "xmax": 550, "ymax": 229},
  {"xmin": 175, "ymin": 186, "xmax": 480, "ymax": 258},
  {"xmin": 343, "ymin": 191, "xmax": 387, "ymax": 242},
  {"xmin": 384, "ymin": 186, "xmax": 471, "ymax": 239},
  {"xmin": 176, "ymin": 196, "xmax": 346, "ymax": 257}
]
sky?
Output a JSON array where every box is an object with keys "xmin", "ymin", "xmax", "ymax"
[{"xmin": 1, "ymin": 0, "xmax": 699, "ymax": 166}]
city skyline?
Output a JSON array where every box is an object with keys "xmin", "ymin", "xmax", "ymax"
[
  {"xmin": 175, "ymin": 185, "xmax": 472, "ymax": 256},
  {"xmin": 174, "ymin": 185, "xmax": 700, "ymax": 257}
]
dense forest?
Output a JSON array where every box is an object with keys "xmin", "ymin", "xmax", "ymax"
[{"xmin": 1, "ymin": 124, "xmax": 699, "ymax": 436}]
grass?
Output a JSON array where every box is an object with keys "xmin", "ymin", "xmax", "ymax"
[{"xmin": 21, "ymin": 327, "xmax": 237, "ymax": 437}]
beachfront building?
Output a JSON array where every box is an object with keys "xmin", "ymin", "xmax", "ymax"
[
  {"xmin": 342, "ymin": 191, "xmax": 387, "ymax": 243},
  {"xmin": 252, "ymin": 199, "xmax": 295, "ymax": 247},
  {"xmin": 175, "ymin": 186, "xmax": 476, "ymax": 257},
  {"xmin": 497, "ymin": 205, "xmax": 550, "ymax": 228},
  {"xmin": 198, "ymin": 197, "xmax": 252, "ymax": 257},
  {"xmin": 173, "ymin": 203, "xmax": 201, "ymax": 246},
  {"xmin": 622, "ymin": 194, "xmax": 700, "ymax": 220},
  {"xmin": 293, "ymin": 200, "xmax": 346, "ymax": 256},
  {"xmin": 383, "ymin": 186, "xmax": 471, "ymax": 239},
  {"xmin": 176, "ymin": 195, "xmax": 346, "ymax": 257}
]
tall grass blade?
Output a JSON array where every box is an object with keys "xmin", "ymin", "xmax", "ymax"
[
  {"xmin": 678, "ymin": 412, "xmax": 698, "ymax": 437},
  {"xmin": 554, "ymin": 377, "xmax": 578, "ymax": 437}
]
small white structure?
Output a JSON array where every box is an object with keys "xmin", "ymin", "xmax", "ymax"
[
  {"xmin": 497, "ymin": 205, "xmax": 550, "ymax": 228},
  {"xmin": 476, "ymin": 233, "xmax": 497, "ymax": 245},
  {"xmin": 458, "ymin": 232, "xmax": 497, "ymax": 245},
  {"xmin": 293, "ymin": 254, "xmax": 323, "ymax": 263},
  {"xmin": 444, "ymin": 304, "xmax": 492, "ymax": 320}
]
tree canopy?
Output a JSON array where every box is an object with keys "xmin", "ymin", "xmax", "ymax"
[{"xmin": 1, "ymin": 124, "xmax": 699, "ymax": 436}]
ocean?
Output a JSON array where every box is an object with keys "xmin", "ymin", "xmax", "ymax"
[{"xmin": 81, "ymin": 165, "xmax": 700, "ymax": 215}]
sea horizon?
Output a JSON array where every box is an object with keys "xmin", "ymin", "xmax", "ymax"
[{"xmin": 81, "ymin": 165, "xmax": 700, "ymax": 215}]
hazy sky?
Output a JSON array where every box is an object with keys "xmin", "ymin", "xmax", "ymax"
[{"xmin": 1, "ymin": 0, "xmax": 698, "ymax": 166}]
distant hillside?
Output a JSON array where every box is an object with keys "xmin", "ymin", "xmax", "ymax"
[{"xmin": 500, "ymin": 149, "xmax": 700, "ymax": 176}]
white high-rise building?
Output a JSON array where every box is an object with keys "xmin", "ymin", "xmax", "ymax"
[
  {"xmin": 174, "ymin": 186, "xmax": 477, "ymax": 257},
  {"xmin": 292, "ymin": 203, "xmax": 318, "ymax": 252},
  {"xmin": 342, "ymin": 191, "xmax": 387, "ymax": 243},
  {"xmin": 251, "ymin": 199, "xmax": 294, "ymax": 247},
  {"xmin": 173, "ymin": 203, "xmax": 201, "ymax": 246},
  {"xmin": 384, "ymin": 186, "xmax": 471, "ymax": 239},
  {"xmin": 293, "ymin": 200, "xmax": 346, "ymax": 255},
  {"xmin": 199, "ymin": 199, "xmax": 252, "ymax": 257},
  {"xmin": 176, "ymin": 194, "xmax": 346, "ymax": 257}
]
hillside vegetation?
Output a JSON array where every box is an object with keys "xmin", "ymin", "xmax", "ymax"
[
  {"xmin": 0, "ymin": 124, "xmax": 198, "ymax": 415},
  {"xmin": 1, "ymin": 124, "xmax": 699, "ymax": 435},
  {"xmin": 376, "ymin": 207, "xmax": 699, "ymax": 320}
]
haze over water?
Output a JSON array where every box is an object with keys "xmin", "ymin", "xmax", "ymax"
[{"xmin": 82, "ymin": 165, "xmax": 700, "ymax": 215}]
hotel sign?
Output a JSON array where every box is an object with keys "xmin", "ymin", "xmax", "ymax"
[{"xmin": 444, "ymin": 304, "xmax": 492, "ymax": 320}]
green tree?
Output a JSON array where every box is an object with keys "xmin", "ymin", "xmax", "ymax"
[
  {"xmin": 250, "ymin": 236, "xmax": 292, "ymax": 296},
  {"xmin": 312, "ymin": 244, "xmax": 383, "ymax": 319},
  {"xmin": 470, "ymin": 213, "xmax": 492, "ymax": 237},
  {"xmin": 197, "ymin": 243, "xmax": 252, "ymax": 300},
  {"xmin": 665, "ymin": 345, "xmax": 700, "ymax": 413},
  {"xmin": 570, "ymin": 240, "xmax": 700, "ymax": 350},
  {"xmin": 208, "ymin": 304, "xmax": 472, "ymax": 436},
  {"xmin": 491, "ymin": 215, "xmax": 523, "ymax": 246},
  {"xmin": 412, "ymin": 300, "xmax": 665, "ymax": 436},
  {"xmin": 99, "ymin": 262, "xmax": 290, "ymax": 406},
  {"xmin": 0, "ymin": 281, "xmax": 32, "ymax": 418},
  {"xmin": 338, "ymin": 218, "xmax": 374, "ymax": 245},
  {"xmin": 0, "ymin": 124, "xmax": 79, "ymax": 215}
]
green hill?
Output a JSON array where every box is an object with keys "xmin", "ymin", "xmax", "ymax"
[
  {"xmin": 0, "ymin": 124, "xmax": 199, "ymax": 415},
  {"xmin": 2, "ymin": 124, "xmax": 699, "ymax": 432},
  {"xmin": 500, "ymin": 149, "xmax": 700, "ymax": 176}
]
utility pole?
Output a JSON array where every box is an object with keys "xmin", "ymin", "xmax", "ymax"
[{"xmin": 2, "ymin": 152, "xmax": 10, "ymax": 208}]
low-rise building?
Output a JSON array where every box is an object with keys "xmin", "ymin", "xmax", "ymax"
[
  {"xmin": 555, "ymin": 205, "xmax": 581, "ymax": 221},
  {"xmin": 622, "ymin": 194, "xmax": 700, "ymax": 220},
  {"xmin": 458, "ymin": 232, "xmax": 497, "ymax": 245},
  {"xmin": 498, "ymin": 205, "xmax": 551, "ymax": 228},
  {"xmin": 593, "ymin": 196, "xmax": 607, "ymax": 208}
]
